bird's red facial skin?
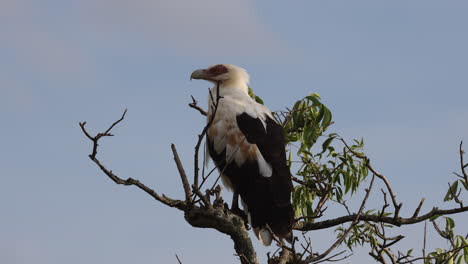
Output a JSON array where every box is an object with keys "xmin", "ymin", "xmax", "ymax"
[{"xmin": 208, "ymin": 64, "xmax": 228, "ymax": 76}]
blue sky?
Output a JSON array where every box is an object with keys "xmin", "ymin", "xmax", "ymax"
[{"xmin": 1, "ymin": 0, "xmax": 467, "ymax": 263}]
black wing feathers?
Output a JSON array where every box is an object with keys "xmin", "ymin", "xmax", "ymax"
[
  {"xmin": 236, "ymin": 113, "xmax": 267, "ymax": 144},
  {"xmin": 235, "ymin": 112, "xmax": 294, "ymax": 238}
]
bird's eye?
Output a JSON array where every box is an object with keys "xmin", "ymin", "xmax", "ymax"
[{"xmin": 209, "ymin": 65, "xmax": 228, "ymax": 75}]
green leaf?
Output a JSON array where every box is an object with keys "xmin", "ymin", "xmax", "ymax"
[
  {"xmin": 254, "ymin": 95, "xmax": 264, "ymax": 105},
  {"xmin": 322, "ymin": 108, "xmax": 332, "ymax": 128},
  {"xmin": 321, "ymin": 136, "xmax": 335, "ymax": 154},
  {"xmin": 462, "ymin": 179, "xmax": 468, "ymax": 191},
  {"xmin": 317, "ymin": 105, "xmax": 325, "ymax": 123},
  {"xmin": 247, "ymin": 87, "xmax": 264, "ymax": 105},
  {"xmin": 463, "ymin": 237, "xmax": 468, "ymax": 264},
  {"xmin": 444, "ymin": 181, "xmax": 459, "ymax": 201},
  {"xmin": 445, "ymin": 217, "xmax": 455, "ymax": 230}
]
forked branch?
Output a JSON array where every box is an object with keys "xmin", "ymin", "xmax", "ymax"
[
  {"xmin": 80, "ymin": 109, "xmax": 258, "ymax": 264},
  {"xmin": 79, "ymin": 110, "xmax": 186, "ymax": 210}
]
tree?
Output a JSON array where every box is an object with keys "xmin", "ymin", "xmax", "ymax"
[{"xmin": 80, "ymin": 88, "xmax": 468, "ymax": 264}]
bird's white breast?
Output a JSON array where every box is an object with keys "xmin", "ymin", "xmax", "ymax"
[{"xmin": 207, "ymin": 90, "xmax": 273, "ymax": 177}]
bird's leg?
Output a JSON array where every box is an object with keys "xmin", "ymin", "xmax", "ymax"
[
  {"xmin": 230, "ymin": 191, "xmax": 249, "ymax": 228},
  {"xmin": 231, "ymin": 192, "xmax": 240, "ymax": 210}
]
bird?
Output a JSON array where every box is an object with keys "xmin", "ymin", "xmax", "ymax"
[{"xmin": 190, "ymin": 64, "xmax": 294, "ymax": 246}]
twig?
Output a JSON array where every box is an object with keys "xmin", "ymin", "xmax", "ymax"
[
  {"xmin": 382, "ymin": 248, "xmax": 397, "ymax": 264},
  {"xmin": 79, "ymin": 110, "xmax": 186, "ymax": 210},
  {"xmin": 198, "ymin": 166, "xmax": 217, "ymax": 190},
  {"xmin": 207, "ymin": 137, "xmax": 247, "ymax": 192},
  {"xmin": 337, "ymin": 200, "xmax": 351, "ymax": 215},
  {"xmin": 422, "ymin": 221, "xmax": 427, "ymax": 263},
  {"xmin": 460, "ymin": 141, "xmax": 468, "ymax": 183},
  {"xmin": 312, "ymin": 250, "xmax": 352, "ymax": 263},
  {"xmin": 381, "ymin": 236, "xmax": 404, "ymax": 249},
  {"xmin": 79, "ymin": 109, "xmax": 127, "ymax": 159},
  {"xmin": 380, "ymin": 189, "xmax": 389, "ymax": 218},
  {"xmin": 171, "ymin": 144, "xmax": 192, "ymax": 202},
  {"xmin": 431, "ymin": 221, "xmax": 450, "ymax": 240},
  {"xmin": 193, "ymin": 82, "xmax": 221, "ymax": 191},
  {"xmin": 340, "ymin": 138, "xmax": 402, "ymax": 218},
  {"xmin": 305, "ymin": 174, "xmax": 376, "ymax": 263},
  {"xmin": 175, "ymin": 254, "xmax": 183, "ymax": 264},
  {"xmin": 313, "ymin": 192, "xmax": 329, "ymax": 218},
  {"xmin": 412, "ymin": 198, "xmax": 425, "ymax": 218},
  {"xmin": 189, "ymin": 95, "xmax": 208, "ymax": 116},
  {"xmin": 192, "ymin": 184, "xmax": 210, "ymax": 207}
]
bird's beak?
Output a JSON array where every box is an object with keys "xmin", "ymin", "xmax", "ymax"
[{"xmin": 190, "ymin": 69, "xmax": 206, "ymax": 80}]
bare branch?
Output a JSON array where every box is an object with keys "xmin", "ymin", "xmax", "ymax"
[
  {"xmin": 380, "ymin": 189, "xmax": 390, "ymax": 218},
  {"xmin": 104, "ymin": 109, "xmax": 128, "ymax": 135},
  {"xmin": 412, "ymin": 198, "xmax": 425, "ymax": 218},
  {"xmin": 185, "ymin": 206, "xmax": 258, "ymax": 264},
  {"xmin": 171, "ymin": 144, "xmax": 192, "ymax": 202},
  {"xmin": 79, "ymin": 109, "xmax": 127, "ymax": 159},
  {"xmin": 192, "ymin": 184, "xmax": 211, "ymax": 207},
  {"xmin": 382, "ymin": 248, "xmax": 397, "ymax": 264},
  {"xmin": 422, "ymin": 221, "xmax": 427, "ymax": 263},
  {"xmin": 312, "ymin": 251, "xmax": 351, "ymax": 263},
  {"xmin": 79, "ymin": 111, "xmax": 186, "ymax": 210},
  {"xmin": 460, "ymin": 141, "xmax": 468, "ymax": 183},
  {"xmin": 193, "ymin": 82, "xmax": 221, "ymax": 190},
  {"xmin": 175, "ymin": 254, "xmax": 183, "ymax": 264},
  {"xmin": 189, "ymin": 95, "xmax": 208, "ymax": 116},
  {"xmin": 80, "ymin": 109, "xmax": 258, "ymax": 264}
]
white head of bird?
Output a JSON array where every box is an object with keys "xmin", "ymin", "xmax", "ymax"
[{"xmin": 190, "ymin": 64, "xmax": 250, "ymax": 95}]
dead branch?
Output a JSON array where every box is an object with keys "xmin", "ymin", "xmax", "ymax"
[
  {"xmin": 193, "ymin": 82, "xmax": 221, "ymax": 190},
  {"xmin": 171, "ymin": 144, "xmax": 192, "ymax": 202},
  {"xmin": 79, "ymin": 110, "xmax": 185, "ymax": 210},
  {"xmin": 189, "ymin": 95, "xmax": 208, "ymax": 116},
  {"xmin": 176, "ymin": 254, "xmax": 183, "ymax": 264},
  {"xmin": 80, "ymin": 109, "xmax": 258, "ymax": 264},
  {"xmin": 412, "ymin": 198, "xmax": 425, "ymax": 218},
  {"xmin": 422, "ymin": 221, "xmax": 427, "ymax": 263},
  {"xmin": 185, "ymin": 206, "xmax": 258, "ymax": 264}
]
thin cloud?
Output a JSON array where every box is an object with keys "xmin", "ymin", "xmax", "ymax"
[
  {"xmin": 0, "ymin": 0, "xmax": 288, "ymax": 113},
  {"xmin": 80, "ymin": 0, "xmax": 287, "ymax": 57}
]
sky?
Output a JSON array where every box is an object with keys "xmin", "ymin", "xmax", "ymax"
[{"xmin": 1, "ymin": 0, "xmax": 467, "ymax": 263}]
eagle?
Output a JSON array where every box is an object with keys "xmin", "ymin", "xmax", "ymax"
[{"xmin": 190, "ymin": 64, "xmax": 293, "ymax": 246}]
